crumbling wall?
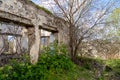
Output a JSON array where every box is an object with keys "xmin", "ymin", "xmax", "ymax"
[
  {"xmin": 53, "ymin": 17, "xmax": 69, "ymax": 46},
  {"xmin": 0, "ymin": 21, "xmax": 28, "ymax": 54},
  {"xmin": 0, "ymin": 0, "xmax": 69, "ymax": 64}
]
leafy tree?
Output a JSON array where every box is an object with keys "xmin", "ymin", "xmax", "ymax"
[{"xmin": 107, "ymin": 8, "xmax": 120, "ymax": 36}]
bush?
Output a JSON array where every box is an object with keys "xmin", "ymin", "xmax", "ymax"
[
  {"xmin": 0, "ymin": 42, "xmax": 77, "ymax": 80},
  {"xmin": 105, "ymin": 59, "xmax": 120, "ymax": 75}
]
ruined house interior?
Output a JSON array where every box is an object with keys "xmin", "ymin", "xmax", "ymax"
[
  {"xmin": 0, "ymin": 0, "xmax": 65, "ymax": 54},
  {"xmin": 0, "ymin": 22, "xmax": 56, "ymax": 54},
  {"xmin": 0, "ymin": 22, "xmax": 26, "ymax": 54},
  {"xmin": 0, "ymin": 0, "xmax": 70, "ymax": 64}
]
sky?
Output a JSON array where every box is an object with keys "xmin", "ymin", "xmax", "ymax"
[
  {"xmin": 32, "ymin": 0, "xmax": 56, "ymax": 10},
  {"xmin": 31, "ymin": 0, "xmax": 120, "ymax": 10},
  {"xmin": 32, "ymin": 0, "xmax": 39, "ymax": 4},
  {"xmin": 31, "ymin": 0, "xmax": 119, "ymax": 4}
]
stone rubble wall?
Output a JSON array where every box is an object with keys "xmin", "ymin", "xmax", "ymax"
[
  {"xmin": 0, "ymin": 0, "xmax": 57, "ymax": 29},
  {"xmin": 0, "ymin": 0, "xmax": 69, "ymax": 45},
  {"xmin": 0, "ymin": 21, "xmax": 29, "ymax": 54},
  {"xmin": 0, "ymin": 0, "xmax": 70, "ymax": 64}
]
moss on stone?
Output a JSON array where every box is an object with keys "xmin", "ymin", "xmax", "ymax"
[
  {"xmin": 35, "ymin": 5, "xmax": 53, "ymax": 15},
  {"xmin": 28, "ymin": 0, "xmax": 53, "ymax": 15}
]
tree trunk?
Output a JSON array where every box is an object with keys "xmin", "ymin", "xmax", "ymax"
[{"xmin": 69, "ymin": 24, "xmax": 76, "ymax": 59}]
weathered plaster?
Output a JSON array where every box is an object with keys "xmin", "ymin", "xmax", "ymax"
[{"xmin": 0, "ymin": 0, "xmax": 69, "ymax": 64}]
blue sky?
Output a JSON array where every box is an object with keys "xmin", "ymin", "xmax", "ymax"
[
  {"xmin": 32, "ymin": 0, "xmax": 39, "ymax": 4},
  {"xmin": 31, "ymin": 0, "xmax": 120, "ymax": 7},
  {"xmin": 31, "ymin": 0, "xmax": 120, "ymax": 11}
]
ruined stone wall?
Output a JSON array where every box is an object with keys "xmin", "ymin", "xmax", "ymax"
[
  {"xmin": 0, "ymin": 0, "xmax": 57, "ymax": 28},
  {"xmin": 0, "ymin": 21, "xmax": 28, "ymax": 54},
  {"xmin": 0, "ymin": 0, "xmax": 44, "ymax": 22},
  {"xmin": 53, "ymin": 17, "xmax": 69, "ymax": 46},
  {"xmin": 0, "ymin": 0, "xmax": 69, "ymax": 64},
  {"xmin": 0, "ymin": 0, "xmax": 69, "ymax": 45}
]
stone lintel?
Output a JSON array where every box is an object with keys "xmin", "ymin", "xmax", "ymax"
[
  {"xmin": 0, "ymin": 10, "xmax": 33, "ymax": 27},
  {"xmin": 41, "ymin": 36, "xmax": 50, "ymax": 38},
  {"xmin": 0, "ymin": 33, "xmax": 22, "ymax": 37},
  {"xmin": 42, "ymin": 23, "xmax": 58, "ymax": 32}
]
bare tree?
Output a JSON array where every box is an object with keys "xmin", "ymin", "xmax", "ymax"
[{"xmin": 38, "ymin": 0, "xmax": 119, "ymax": 60}]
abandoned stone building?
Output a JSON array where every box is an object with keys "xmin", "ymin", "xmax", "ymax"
[
  {"xmin": 0, "ymin": 0, "xmax": 69, "ymax": 64},
  {"xmin": 0, "ymin": 0, "xmax": 120, "ymax": 65}
]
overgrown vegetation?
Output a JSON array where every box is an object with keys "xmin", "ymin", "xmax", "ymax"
[
  {"xmin": 105, "ymin": 59, "xmax": 120, "ymax": 75},
  {"xmin": 0, "ymin": 42, "xmax": 120, "ymax": 80},
  {"xmin": 0, "ymin": 43, "xmax": 81, "ymax": 80}
]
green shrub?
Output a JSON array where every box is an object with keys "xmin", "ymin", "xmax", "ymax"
[
  {"xmin": 105, "ymin": 59, "xmax": 120, "ymax": 75},
  {"xmin": 0, "ymin": 42, "xmax": 77, "ymax": 80},
  {"xmin": 76, "ymin": 57, "xmax": 104, "ymax": 70}
]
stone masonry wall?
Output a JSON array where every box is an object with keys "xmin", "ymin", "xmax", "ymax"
[{"xmin": 0, "ymin": 0, "xmax": 69, "ymax": 64}]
